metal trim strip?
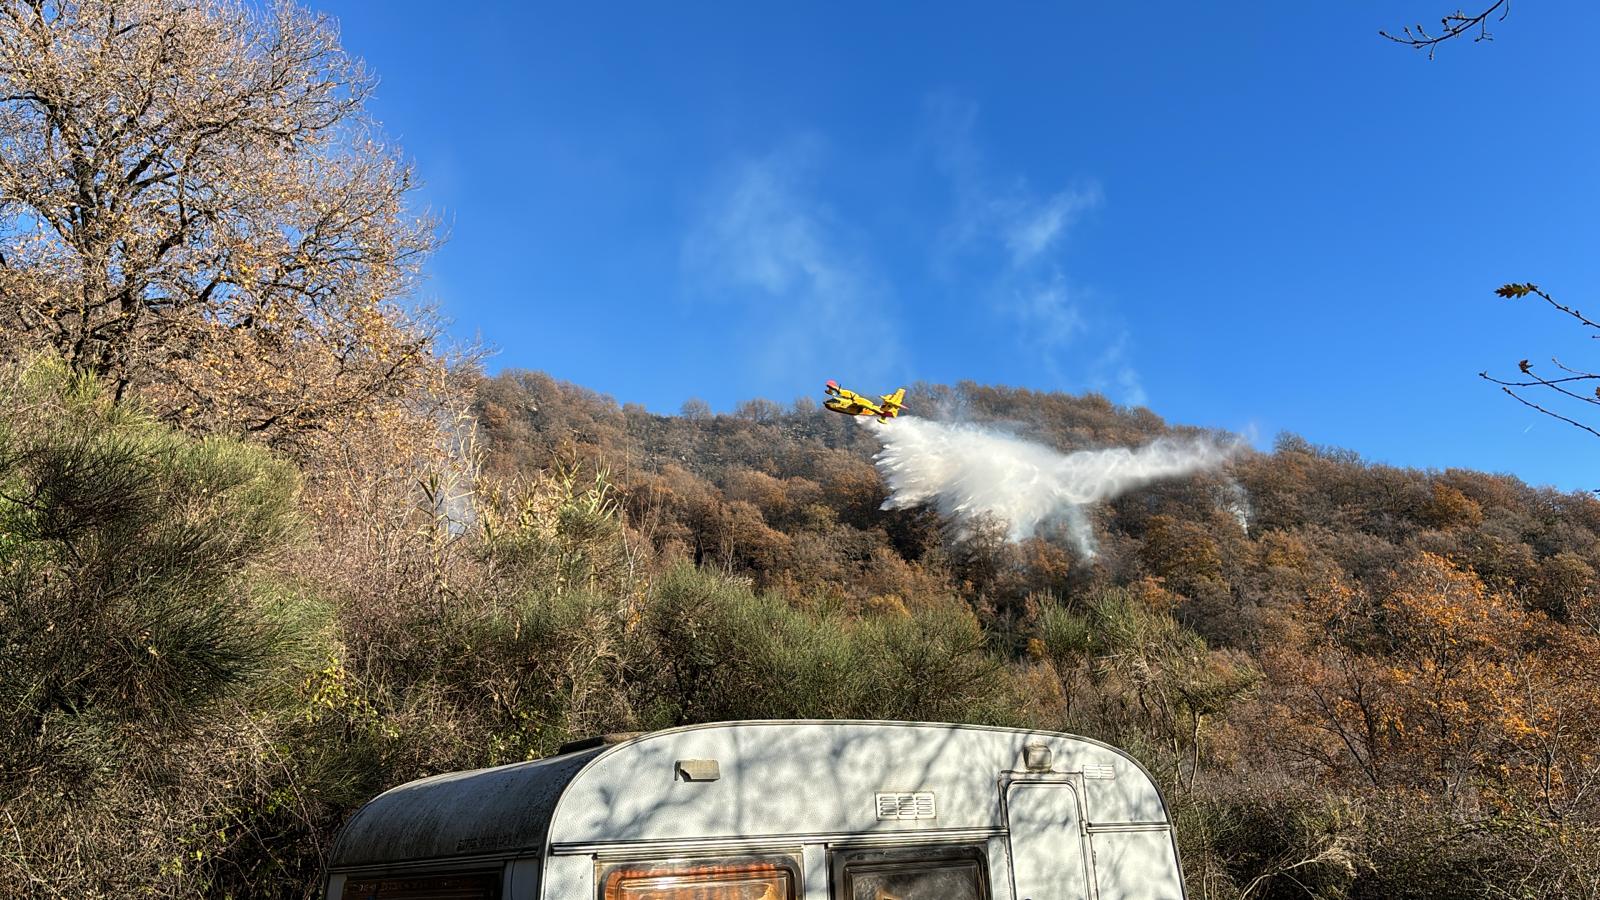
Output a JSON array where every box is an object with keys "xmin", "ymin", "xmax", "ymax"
[
  {"xmin": 1084, "ymin": 822, "xmax": 1172, "ymax": 834},
  {"xmin": 550, "ymin": 827, "xmax": 1007, "ymax": 857}
]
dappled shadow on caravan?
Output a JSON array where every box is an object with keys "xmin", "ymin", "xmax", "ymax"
[{"xmin": 326, "ymin": 721, "xmax": 1186, "ymax": 900}]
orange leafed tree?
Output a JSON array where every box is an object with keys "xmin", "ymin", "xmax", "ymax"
[
  {"xmin": 1377, "ymin": 551, "xmax": 1526, "ymax": 800},
  {"xmin": 1267, "ymin": 552, "xmax": 1591, "ymax": 809}
]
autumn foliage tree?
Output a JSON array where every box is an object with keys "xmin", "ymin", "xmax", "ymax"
[
  {"xmin": 0, "ymin": 0, "xmax": 451, "ymax": 457},
  {"xmin": 1376, "ymin": 553, "xmax": 1530, "ymax": 800},
  {"xmin": 1267, "ymin": 552, "xmax": 1582, "ymax": 808}
]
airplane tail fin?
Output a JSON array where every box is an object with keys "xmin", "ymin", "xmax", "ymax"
[{"xmin": 881, "ymin": 388, "xmax": 907, "ymax": 416}]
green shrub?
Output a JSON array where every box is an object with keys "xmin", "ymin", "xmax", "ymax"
[
  {"xmin": 628, "ymin": 563, "xmax": 1021, "ymax": 726},
  {"xmin": 0, "ymin": 359, "xmax": 307, "ymax": 896},
  {"xmin": 0, "ymin": 359, "xmax": 297, "ymax": 788}
]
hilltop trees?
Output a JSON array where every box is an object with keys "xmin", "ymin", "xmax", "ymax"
[
  {"xmin": 469, "ymin": 372, "xmax": 1600, "ymax": 897},
  {"xmin": 7, "ymin": 351, "xmax": 1600, "ymax": 895},
  {"xmin": 0, "ymin": 0, "xmax": 449, "ymax": 456}
]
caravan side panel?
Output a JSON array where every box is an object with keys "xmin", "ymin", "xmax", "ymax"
[{"xmin": 1091, "ymin": 828, "xmax": 1186, "ymax": 900}]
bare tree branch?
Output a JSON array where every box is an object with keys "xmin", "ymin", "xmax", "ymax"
[
  {"xmin": 1495, "ymin": 385, "xmax": 1600, "ymax": 440},
  {"xmin": 1482, "ymin": 365, "xmax": 1600, "ymax": 408},
  {"xmin": 1381, "ymin": 1, "xmax": 1511, "ymax": 58},
  {"xmin": 1482, "ymin": 284, "xmax": 1600, "ymax": 444}
]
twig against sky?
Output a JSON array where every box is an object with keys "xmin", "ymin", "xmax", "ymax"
[
  {"xmin": 1381, "ymin": 1, "xmax": 1511, "ymax": 58},
  {"xmin": 1481, "ymin": 283, "xmax": 1600, "ymax": 445}
]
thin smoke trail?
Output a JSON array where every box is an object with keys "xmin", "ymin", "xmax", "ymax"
[{"xmin": 868, "ymin": 417, "xmax": 1240, "ymax": 558}]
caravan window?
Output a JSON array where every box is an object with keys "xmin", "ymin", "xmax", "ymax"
[
  {"xmin": 599, "ymin": 856, "xmax": 799, "ymax": 900},
  {"xmin": 832, "ymin": 846, "xmax": 989, "ymax": 900}
]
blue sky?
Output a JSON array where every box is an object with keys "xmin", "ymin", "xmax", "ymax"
[{"xmin": 321, "ymin": 1, "xmax": 1599, "ymax": 491}]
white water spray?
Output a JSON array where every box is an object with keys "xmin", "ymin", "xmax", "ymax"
[{"xmin": 870, "ymin": 417, "xmax": 1240, "ymax": 558}]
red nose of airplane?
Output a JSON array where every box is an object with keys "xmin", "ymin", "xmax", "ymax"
[{"xmin": 825, "ymin": 379, "xmax": 838, "ymax": 388}]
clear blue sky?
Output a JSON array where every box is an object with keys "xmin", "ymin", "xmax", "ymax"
[{"xmin": 321, "ymin": 1, "xmax": 1598, "ymax": 491}]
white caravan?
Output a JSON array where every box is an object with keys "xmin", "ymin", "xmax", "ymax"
[{"xmin": 326, "ymin": 720, "xmax": 1187, "ymax": 900}]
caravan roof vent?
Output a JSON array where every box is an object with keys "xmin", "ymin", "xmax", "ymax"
[
  {"xmin": 676, "ymin": 759, "xmax": 721, "ymax": 781},
  {"xmin": 1023, "ymin": 744, "xmax": 1053, "ymax": 771}
]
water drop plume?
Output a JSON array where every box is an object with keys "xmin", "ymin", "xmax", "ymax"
[{"xmin": 869, "ymin": 417, "xmax": 1239, "ymax": 558}]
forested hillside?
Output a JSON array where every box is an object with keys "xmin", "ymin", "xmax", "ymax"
[
  {"xmin": 7, "ymin": 355, "xmax": 1600, "ymax": 898},
  {"xmin": 2, "ymin": 1, "xmax": 1597, "ymax": 898},
  {"xmin": 475, "ymin": 370, "xmax": 1600, "ymax": 898}
]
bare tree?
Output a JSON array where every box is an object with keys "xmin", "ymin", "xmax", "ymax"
[
  {"xmin": 0, "ymin": 0, "xmax": 450, "ymax": 452},
  {"xmin": 680, "ymin": 397, "xmax": 712, "ymax": 421},
  {"xmin": 1381, "ymin": 1, "xmax": 1511, "ymax": 57},
  {"xmin": 1481, "ymin": 283, "xmax": 1600, "ymax": 440}
]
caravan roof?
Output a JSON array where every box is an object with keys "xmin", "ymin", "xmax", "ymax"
[{"xmin": 330, "ymin": 720, "xmax": 1177, "ymax": 872}]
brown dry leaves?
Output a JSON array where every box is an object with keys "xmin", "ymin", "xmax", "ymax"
[{"xmin": 0, "ymin": 0, "xmax": 458, "ymax": 472}]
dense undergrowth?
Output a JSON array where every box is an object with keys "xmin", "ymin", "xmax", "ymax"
[{"xmin": 4, "ymin": 360, "xmax": 1600, "ymax": 898}]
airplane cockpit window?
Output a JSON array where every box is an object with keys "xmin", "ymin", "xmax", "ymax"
[
  {"xmin": 599, "ymin": 855, "xmax": 799, "ymax": 900},
  {"xmin": 832, "ymin": 846, "xmax": 989, "ymax": 900}
]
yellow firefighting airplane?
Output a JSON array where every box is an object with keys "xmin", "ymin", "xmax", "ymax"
[{"xmin": 823, "ymin": 380, "xmax": 907, "ymax": 421}]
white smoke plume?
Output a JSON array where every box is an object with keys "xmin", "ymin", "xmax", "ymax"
[
  {"xmin": 1214, "ymin": 478, "xmax": 1254, "ymax": 535},
  {"xmin": 869, "ymin": 417, "xmax": 1240, "ymax": 558}
]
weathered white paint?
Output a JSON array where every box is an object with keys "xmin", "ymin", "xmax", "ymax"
[
  {"xmin": 1090, "ymin": 829, "xmax": 1186, "ymax": 900},
  {"xmin": 324, "ymin": 720, "xmax": 1187, "ymax": 900},
  {"xmin": 1006, "ymin": 781, "xmax": 1091, "ymax": 900}
]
